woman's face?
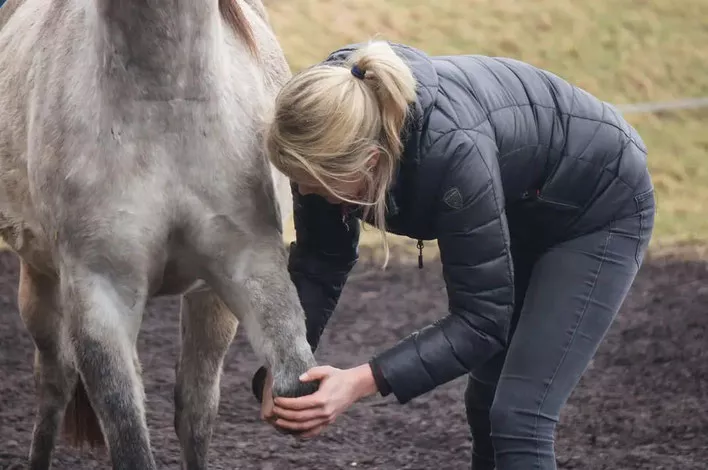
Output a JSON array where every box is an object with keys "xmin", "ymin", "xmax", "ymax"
[{"xmin": 291, "ymin": 152, "xmax": 379, "ymax": 205}]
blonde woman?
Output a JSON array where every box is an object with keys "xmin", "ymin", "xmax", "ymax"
[{"xmin": 251, "ymin": 40, "xmax": 655, "ymax": 469}]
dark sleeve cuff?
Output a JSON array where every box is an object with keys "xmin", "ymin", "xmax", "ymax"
[
  {"xmin": 368, "ymin": 333, "xmax": 436, "ymax": 404},
  {"xmin": 366, "ymin": 316, "xmax": 507, "ymax": 404},
  {"xmin": 368, "ymin": 357, "xmax": 392, "ymax": 397}
]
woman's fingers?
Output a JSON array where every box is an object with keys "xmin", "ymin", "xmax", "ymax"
[
  {"xmin": 274, "ymin": 416, "xmax": 330, "ymax": 432},
  {"xmin": 272, "ymin": 404, "xmax": 328, "ymax": 422},
  {"xmin": 299, "ymin": 365, "xmax": 337, "ymax": 381},
  {"xmin": 274, "ymin": 392, "xmax": 326, "ymax": 410}
]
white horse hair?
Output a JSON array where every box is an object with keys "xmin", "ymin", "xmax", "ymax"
[{"xmin": 0, "ymin": 0, "xmax": 318, "ymax": 468}]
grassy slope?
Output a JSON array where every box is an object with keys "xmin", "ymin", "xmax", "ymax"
[{"xmin": 272, "ymin": 0, "xmax": 708, "ymax": 255}]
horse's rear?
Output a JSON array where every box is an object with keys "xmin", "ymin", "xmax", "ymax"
[{"xmin": 0, "ymin": 1, "xmax": 315, "ymax": 469}]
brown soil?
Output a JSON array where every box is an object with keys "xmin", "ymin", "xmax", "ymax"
[{"xmin": 1, "ymin": 247, "xmax": 706, "ymax": 469}]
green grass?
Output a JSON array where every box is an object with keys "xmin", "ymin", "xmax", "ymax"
[{"xmin": 272, "ymin": 0, "xmax": 708, "ymax": 254}]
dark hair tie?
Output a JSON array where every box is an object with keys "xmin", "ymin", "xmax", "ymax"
[{"xmin": 351, "ymin": 64, "xmax": 366, "ymax": 79}]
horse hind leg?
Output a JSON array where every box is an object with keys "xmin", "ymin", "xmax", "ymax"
[
  {"xmin": 174, "ymin": 287, "xmax": 238, "ymax": 470},
  {"xmin": 60, "ymin": 259, "xmax": 156, "ymax": 470},
  {"xmin": 62, "ymin": 351, "xmax": 144, "ymax": 452},
  {"xmin": 18, "ymin": 260, "xmax": 77, "ymax": 470}
]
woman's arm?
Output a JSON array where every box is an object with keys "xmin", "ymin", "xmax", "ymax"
[
  {"xmin": 252, "ymin": 183, "xmax": 360, "ymax": 401},
  {"xmin": 369, "ymin": 129, "xmax": 515, "ymax": 404},
  {"xmin": 288, "ymin": 183, "xmax": 361, "ymax": 350}
]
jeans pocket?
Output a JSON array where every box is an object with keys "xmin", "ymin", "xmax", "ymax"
[{"xmin": 633, "ymin": 188, "xmax": 656, "ymax": 268}]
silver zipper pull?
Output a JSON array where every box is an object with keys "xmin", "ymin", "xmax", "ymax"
[
  {"xmin": 342, "ymin": 207, "xmax": 349, "ymax": 232},
  {"xmin": 417, "ymin": 240, "xmax": 424, "ymax": 269}
]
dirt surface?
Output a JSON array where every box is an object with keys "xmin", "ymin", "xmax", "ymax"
[{"xmin": 1, "ymin": 247, "xmax": 707, "ymax": 470}]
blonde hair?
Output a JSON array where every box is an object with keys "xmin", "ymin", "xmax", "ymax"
[{"xmin": 266, "ymin": 40, "xmax": 417, "ymax": 267}]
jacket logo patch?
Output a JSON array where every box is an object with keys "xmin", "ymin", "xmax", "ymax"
[{"xmin": 443, "ymin": 187, "xmax": 463, "ymax": 210}]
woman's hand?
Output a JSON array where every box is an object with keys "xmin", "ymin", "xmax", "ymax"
[
  {"xmin": 260, "ymin": 368, "xmax": 312, "ymax": 436},
  {"xmin": 271, "ymin": 364, "xmax": 378, "ymax": 438}
]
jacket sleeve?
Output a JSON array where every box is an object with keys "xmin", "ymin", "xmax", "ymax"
[
  {"xmin": 252, "ymin": 183, "xmax": 360, "ymax": 401},
  {"xmin": 288, "ymin": 183, "xmax": 360, "ymax": 350},
  {"xmin": 368, "ymin": 129, "xmax": 515, "ymax": 404}
]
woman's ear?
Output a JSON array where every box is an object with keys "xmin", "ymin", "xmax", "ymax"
[{"xmin": 367, "ymin": 150, "xmax": 381, "ymax": 172}]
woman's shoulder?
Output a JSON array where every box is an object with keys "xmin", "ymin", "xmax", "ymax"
[
  {"xmin": 320, "ymin": 43, "xmax": 361, "ymax": 65},
  {"xmin": 320, "ymin": 41, "xmax": 432, "ymax": 67}
]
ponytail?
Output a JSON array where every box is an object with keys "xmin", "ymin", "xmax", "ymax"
[
  {"xmin": 345, "ymin": 41, "xmax": 417, "ymax": 267},
  {"xmin": 347, "ymin": 41, "xmax": 417, "ymax": 162}
]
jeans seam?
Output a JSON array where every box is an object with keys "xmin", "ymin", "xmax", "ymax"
[
  {"xmin": 634, "ymin": 211, "xmax": 644, "ymax": 269},
  {"xmin": 531, "ymin": 228, "xmax": 613, "ymax": 469},
  {"xmin": 632, "ymin": 188, "xmax": 653, "ymax": 269}
]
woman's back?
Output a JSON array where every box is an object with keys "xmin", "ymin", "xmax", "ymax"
[{"xmin": 324, "ymin": 42, "xmax": 651, "ymax": 244}]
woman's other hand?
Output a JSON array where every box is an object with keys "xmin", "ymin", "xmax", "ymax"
[{"xmin": 271, "ymin": 364, "xmax": 378, "ymax": 438}]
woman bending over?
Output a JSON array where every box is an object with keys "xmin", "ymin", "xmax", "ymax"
[{"xmin": 252, "ymin": 40, "xmax": 655, "ymax": 469}]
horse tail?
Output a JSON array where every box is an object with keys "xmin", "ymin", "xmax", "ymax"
[
  {"xmin": 62, "ymin": 376, "xmax": 106, "ymax": 449},
  {"xmin": 219, "ymin": 0, "xmax": 258, "ymax": 57}
]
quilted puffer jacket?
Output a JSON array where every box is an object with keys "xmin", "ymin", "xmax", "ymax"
[{"xmin": 252, "ymin": 42, "xmax": 652, "ymax": 405}]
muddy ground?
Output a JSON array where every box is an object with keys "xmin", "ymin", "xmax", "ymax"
[{"xmin": 1, "ymin": 246, "xmax": 707, "ymax": 469}]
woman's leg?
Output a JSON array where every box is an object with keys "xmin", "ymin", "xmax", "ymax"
[
  {"xmin": 465, "ymin": 243, "xmax": 538, "ymax": 470},
  {"xmin": 488, "ymin": 188, "xmax": 655, "ymax": 469}
]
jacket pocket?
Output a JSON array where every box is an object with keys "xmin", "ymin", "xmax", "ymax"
[
  {"xmin": 536, "ymin": 193, "xmax": 582, "ymax": 211},
  {"xmin": 633, "ymin": 187, "xmax": 655, "ymax": 209}
]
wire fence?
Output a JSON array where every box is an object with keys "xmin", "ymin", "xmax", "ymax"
[{"xmin": 615, "ymin": 97, "xmax": 708, "ymax": 114}]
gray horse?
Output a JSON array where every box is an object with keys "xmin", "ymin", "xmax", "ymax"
[{"xmin": 0, "ymin": 0, "xmax": 319, "ymax": 468}]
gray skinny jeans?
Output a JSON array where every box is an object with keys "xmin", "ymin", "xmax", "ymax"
[{"xmin": 465, "ymin": 185, "xmax": 656, "ymax": 469}]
